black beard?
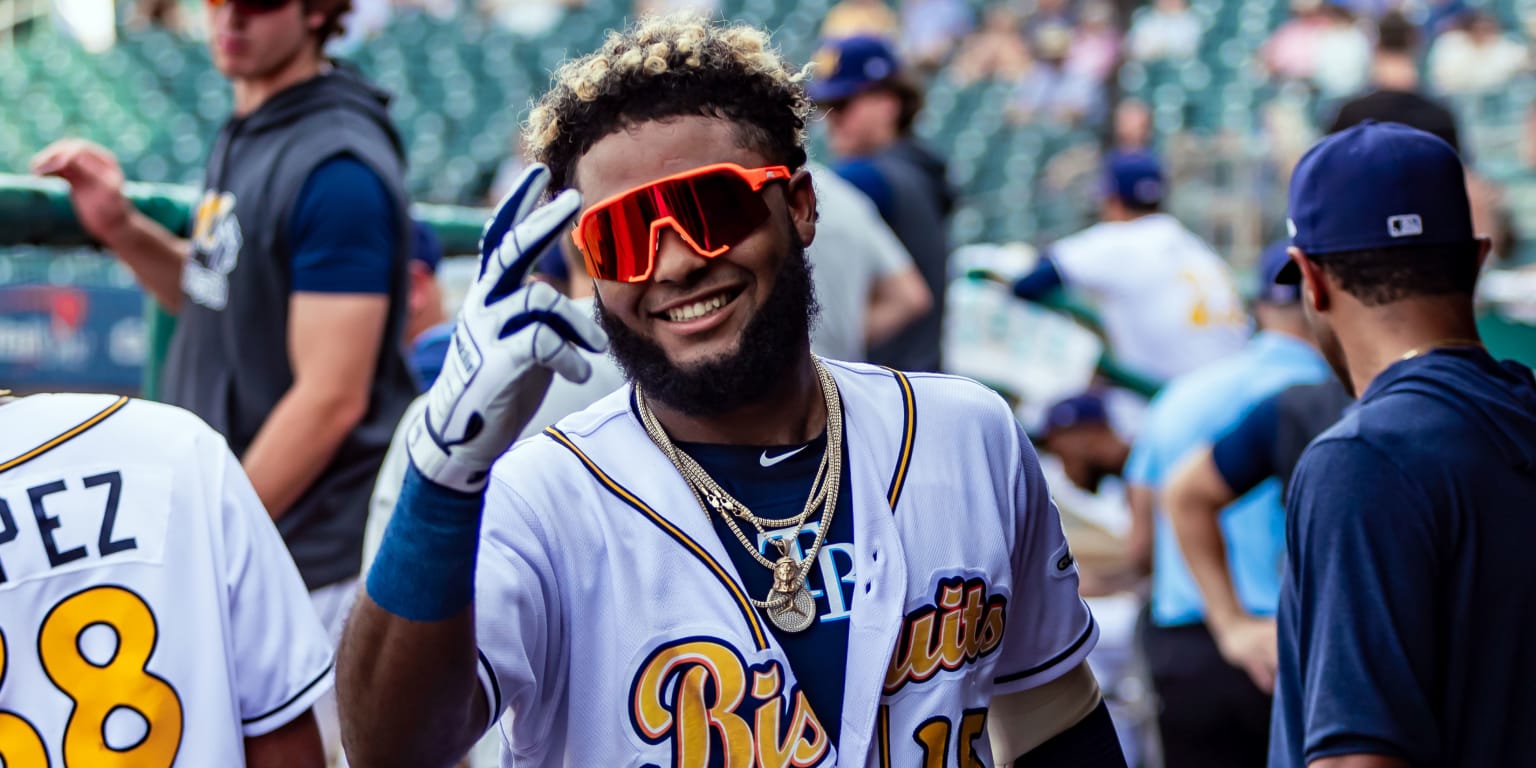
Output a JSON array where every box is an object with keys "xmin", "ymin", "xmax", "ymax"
[{"xmin": 596, "ymin": 238, "xmax": 820, "ymax": 418}]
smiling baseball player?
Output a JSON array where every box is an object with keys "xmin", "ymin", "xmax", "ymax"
[{"xmin": 339, "ymin": 16, "xmax": 1123, "ymax": 767}]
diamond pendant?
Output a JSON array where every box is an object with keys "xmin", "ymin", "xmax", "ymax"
[
  {"xmin": 767, "ymin": 585, "xmax": 816, "ymax": 632},
  {"xmin": 766, "ymin": 555, "xmax": 816, "ymax": 632}
]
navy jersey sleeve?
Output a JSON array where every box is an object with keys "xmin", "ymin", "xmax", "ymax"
[
  {"xmin": 1011, "ymin": 256, "xmax": 1065, "ymax": 301},
  {"xmin": 289, "ymin": 155, "xmax": 397, "ymax": 294},
  {"xmin": 1285, "ymin": 439, "xmax": 1441, "ymax": 763},
  {"xmin": 832, "ymin": 158, "xmax": 896, "ymax": 221},
  {"xmin": 1209, "ymin": 394, "xmax": 1280, "ymax": 497}
]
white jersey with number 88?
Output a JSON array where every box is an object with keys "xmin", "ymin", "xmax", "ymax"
[{"xmin": 0, "ymin": 394, "xmax": 332, "ymax": 767}]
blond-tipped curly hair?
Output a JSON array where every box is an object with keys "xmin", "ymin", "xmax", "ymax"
[{"xmin": 525, "ymin": 14, "xmax": 813, "ymax": 191}]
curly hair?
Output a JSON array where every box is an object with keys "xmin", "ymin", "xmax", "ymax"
[{"xmin": 525, "ymin": 14, "xmax": 814, "ymax": 191}]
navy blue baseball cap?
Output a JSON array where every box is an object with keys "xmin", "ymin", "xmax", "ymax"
[
  {"xmin": 1278, "ymin": 121, "xmax": 1473, "ymax": 284},
  {"xmin": 1041, "ymin": 392, "xmax": 1110, "ymax": 435},
  {"xmin": 1102, "ymin": 151, "xmax": 1165, "ymax": 208},
  {"xmin": 1256, "ymin": 240, "xmax": 1301, "ymax": 304},
  {"xmin": 410, "ymin": 219, "xmax": 444, "ymax": 274},
  {"xmin": 809, "ymin": 36, "xmax": 903, "ymax": 103}
]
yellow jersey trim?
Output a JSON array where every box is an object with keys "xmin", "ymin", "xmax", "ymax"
[
  {"xmin": 883, "ymin": 369, "xmax": 917, "ymax": 511},
  {"xmin": 0, "ymin": 396, "xmax": 130, "ymax": 475}
]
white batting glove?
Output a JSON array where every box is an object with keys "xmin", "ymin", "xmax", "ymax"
[{"xmin": 406, "ymin": 164, "xmax": 607, "ymax": 492}]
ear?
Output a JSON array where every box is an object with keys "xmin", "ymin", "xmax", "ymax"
[
  {"xmin": 306, "ymin": 8, "xmax": 327, "ymax": 34},
  {"xmin": 406, "ymin": 261, "xmax": 432, "ymax": 313},
  {"xmin": 1290, "ymin": 247, "xmax": 1330, "ymax": 313},
  {"xmin": 787, "ymin": 167, "xmax": 818, "ymax": 248}
]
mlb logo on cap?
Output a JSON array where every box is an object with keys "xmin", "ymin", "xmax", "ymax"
[
  {"xmin": 1277, "ymin": 121, "xmax": 1474, "ymax": 284},
  {"xmin": 1388, "ymin": 214, "xmax": 1423, "ymax": 238}
]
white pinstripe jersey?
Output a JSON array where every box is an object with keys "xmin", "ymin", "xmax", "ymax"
[
  {"xmin": 473, "ymin": 360, "xmax": 1098, "ymax": 766},
  {"xmin": 0, "ymin": 394, "xmax": 332, "ymax": 767}
]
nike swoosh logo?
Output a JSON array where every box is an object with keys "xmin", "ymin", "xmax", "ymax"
[{"xmin": 759, "ymin": 445, "xmax": 808, "ymax": 467}]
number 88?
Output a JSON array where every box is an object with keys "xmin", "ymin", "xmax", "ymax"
[{"xmin": 0, "ymin": 585, "xmax": 183, "ymax": 766}]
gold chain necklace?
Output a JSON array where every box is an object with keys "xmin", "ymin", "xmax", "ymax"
[
  {"xmin": 636, "ymin": 357, "xmax": 843, "ymax": 633},
  {"xmin": 1399, "ymin": 338, "xmax": 1484, "ymax": 362}
]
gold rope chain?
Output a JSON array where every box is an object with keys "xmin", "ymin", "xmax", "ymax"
[{"xmin": 636, "ymin": 357, "xmax": 843, "ymax": 611}]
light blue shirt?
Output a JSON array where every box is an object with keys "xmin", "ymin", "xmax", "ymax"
[{"xmin": 1125, "ymin": 331, "xmax": 1329, "ymax": 626}]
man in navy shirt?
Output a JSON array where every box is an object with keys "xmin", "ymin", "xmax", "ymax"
[{"xmin": 1270, "ymin": 121, "xmax": 1536, "ymax": 768}]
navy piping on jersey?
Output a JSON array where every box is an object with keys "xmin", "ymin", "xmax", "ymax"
[
  {"xmin": 242, "ymin": 659, "xmax": 335, "ymax": 724},
  {"xmin": 993, "ymin": 616, "xmax": 1095, "ymax": 684},
  {"xmin": 543, "ymin": 426, "xmax": 772, "ymax": 651},
  {"xmin": 478, "ymin": 649, "xmax": 503, "ymax": 721}
]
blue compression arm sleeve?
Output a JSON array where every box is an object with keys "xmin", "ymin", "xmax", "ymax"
[
  {"xmin": 1013, "ymin": 700, "xmax": 1127, "ymax": 767},
  {"xmin": 1012, "ymin": 257, "xmax": 1065, "ymax": 301},
  {"xmin": 290, "ymin": 155, "xmax": 396, "ymax": 294},
  {"xmin": 1210, "ymin": 394, "xmax": 1281, "ymax": 497},
  {"xmin": 366, "ymin": 463, "xmax": 483, "ymax": 621}
]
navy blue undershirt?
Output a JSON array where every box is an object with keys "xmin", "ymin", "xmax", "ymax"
[
  {"xmin": 289, "ymin": 155, "xmax": 395, "ymax": 294},
  {"xmin": 672, "ymin": 425, "xmax": 856, "ymax": 749},
  {"xmin": 1209, "ymin": 393, "xmax": 1279, "ymax": 497}
]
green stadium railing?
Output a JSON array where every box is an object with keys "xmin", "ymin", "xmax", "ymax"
[{"xmin": 0, "ymin": 172, "xmax": 490, "ymax": 397}]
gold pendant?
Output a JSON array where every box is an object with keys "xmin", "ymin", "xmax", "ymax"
[
  {"xmin": 767, "ymin": 585, "xmax": 816, "ymax": 633},
  {"xmin": 767, "ymin": 555, "xmax": 816, "ymax": 632}
]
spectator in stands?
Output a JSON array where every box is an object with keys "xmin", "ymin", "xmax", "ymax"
[
  {"xmin": 403, "ymin": 221, "xmax": 454, "ymax": 390},
  {"xmin": 994, "ymin": 153, "xmax": 1249, "ymax": 384},
  {"xmin": 1125, "ymin": 242, "xmax": 1329, "ymax": 768},
  {"xmin": 819, "ymin": 0, "xmax": 900, "ymax": 40},
  {"xmin": 1111, "ymin": 98, "xmax": 1155, "ymax": 153},
  {"xmin": 805, "ymin": 161, "xmax": 933, "ymax": 361},
  {"xmin": 1262, "ymin": 0, "xmax": 1328, "ymax": 83},
  {"xmin": 1310, "ymin": 3, "xmax": 1370, "ymax": 99},
  {"xmin": 1332, "ymin": 13, "xmax": 1514, "ymax": 264},
  {"xmin": 127, "ymin": 0, "xmax": 190, "ymax": 34},
  {"xmin": 1428, "ymin": 11, "xmax": 1530, "ymax": 94},
  {"xmin": 484, "ymin": 0, "xmax": 583, "ymax": 38},
  {"xmin": 33, "ymin": 0, "xmax": 416, "ymax": 760},
  {"xmin": 1068, "ymin": 1, "xmax": 1121, "ymax": 84},
  {"xmin": 948, "ymin": 3, "xmax": 1033, "ymax": 85},
  {"xmin": 1009, "ymin": 22, "xmax": 1103, "ymax": 125},
  {"xmin": 1421, "ymin": 0, "xmax": 1469, "ymax": 41},
  {"xmin": 1022, "ymin": 0, "xmax": 1075, "ymax": 44},
  {"xmin": 1330, "ymin": 11, "xmax": 1461, "ymax": 152},
  {"xmin": 635, "ymin": 0, "xmax": 719, "ymax": 18},
  {"xmin": 897, "ymin": 0, "xmax": 973, "ymax": 72},
  {"xmin": 1126, "ymin": 0, "xmax": 1201, "ymax": 62},
  {"xmin": 813, "ymin": 35, "xmax": 955, "ymax": 372}
]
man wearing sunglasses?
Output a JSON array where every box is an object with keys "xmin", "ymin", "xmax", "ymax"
[
  {"xmin": 341, "ymin": 15, "xmax": 1125, "ymax": 768},
  {"xmin": 34, "ymin": 0, "xmax": 414, "ymax": 761}
]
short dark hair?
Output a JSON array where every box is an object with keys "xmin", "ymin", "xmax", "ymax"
[
  {"xmin": 305, "ymin": 0, "xmax": 352, "ymax": 50},
  {"xmin": 526, "ymin": 15, "xmax": 812, "ymax": 191},
  {"xmin": 1377, "ymin": 10, "xmax": 1418, "ymax": 54},
  {"xmin": 1308, "ymin": 242, "xmax": 1480, "ymax": 306},
  {"xmin": 878, "ymin": 77, "xmax": 925, "ymax": 135}
]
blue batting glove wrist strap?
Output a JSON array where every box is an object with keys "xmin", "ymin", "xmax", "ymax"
[{"xmin": 366, "ymin": 464, "xmax": 484, "ymax": 621}]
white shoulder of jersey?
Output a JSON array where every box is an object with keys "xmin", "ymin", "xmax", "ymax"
[
  {"xmin": 1, "ymin": 393, "xmax": 219, "ymax": 458},
  {"xmin": 0, "ymin": 393, "xmax": 333, "ymax": 762}
]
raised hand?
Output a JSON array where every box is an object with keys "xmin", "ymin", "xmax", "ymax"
[
  {"xmin": 406, "ymin": 164, "xmax": 607, "ymax": 493},
  {"xmin": 32, "ymin": 139, "xmax": 134, "ymax": 244}
]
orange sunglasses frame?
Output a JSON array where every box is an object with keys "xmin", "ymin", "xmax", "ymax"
[{"xmin": 572, "ymin": 163, "xmax": 791, "ymax": 283}]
